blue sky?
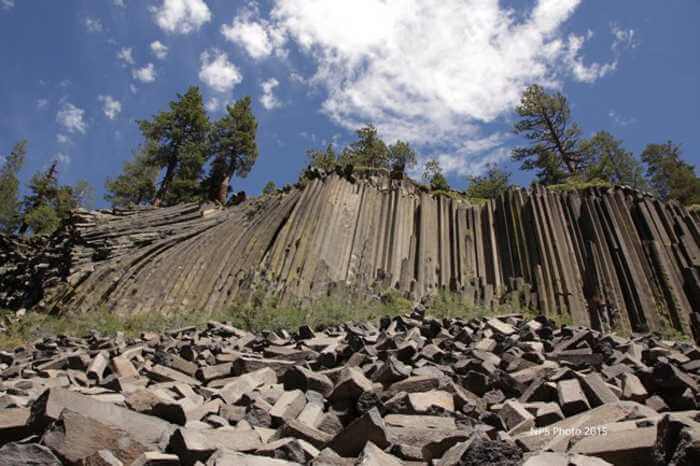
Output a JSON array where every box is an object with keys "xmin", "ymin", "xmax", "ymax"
[{"xmin": 1, "ymin": 0, "xmax": 698, "ymax": 207}]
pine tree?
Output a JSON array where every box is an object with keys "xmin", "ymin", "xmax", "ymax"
[
  {"xmin": 641, "ymin": 141, "xmax": 700, "ymax": 205},
  {"xmin": 339, "ymin": 125, "xmax": 390, "ymax": 170},
  {"xmin": 19, "ymin": 162, "xmax": 93, "ymax": 236},
  {"xmin": 579, "ymin": 131, "xmax": 647, "ymax": 189},
  {"xmin": 206, "ymin": 96, "xmax": 258, "ymax": 204},
  {"xmin": 306, "ymin": 144, "xmax": 338, "ymax": 172},
  {"xmin": 423, "ymin": 159, "xmax": 450, "ymax": 191},
  {"xmin": 512, "ymin": 84, "xmax": 586, "ymax": 183},
  {"xmin": 0, "ymin": 140, "xmax": 27, "ymax": 234},
  {"xmin": 388, "ymin": 140, "xmax": 417, "ymax": 176},
  {"xmin": 465, "ymin": 164, "xmax": 511, "ymax": 199},
  {"xmin": 262, "ymin": 181, "xmax": 277, "ymax": 195},
  {"xmin": 138, "ymin": 86, "xmax": 210, "ymax": 206},
  {"xmin": 105, "ymin": 148, "xmax": 159, "ymax": 208}
]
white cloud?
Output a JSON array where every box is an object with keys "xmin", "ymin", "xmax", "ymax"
[
  {"xmin": 129, "ymin": 83, "xmax": 138, "ymax": 94},
  {"xmin": 609, "ymin": 109, "xmax": 636, "ymax": 127},
  {"xmin": 205, "ymin": 97, "xmax": 221, "ymax": 112},
  {"xmin": 611, "ymin": 24, "xmax": 639, "ymax": 52},
  {"xmin": 260, "ymin": 78, "xmax": 281, "ymax": 110},
  {"xmin": 98, "ymin": 95, "xmax": 122, "ymax": 120},
  {"xmin": 150, "ymin": 40, "xmax": 169, "ymax": 60},
  {"xmin": 113, "ymin": 0, "xmax": 126, "ymax": 7},
  {"xmin": 562, "ymin": 33, "xmax": 617, "ymax": 83},
  {"xmin": 52, "ymin": 152, "xmax": 71, "ymax": 166},
  {"xmin": 151, "ymin": 0, "xmax": 211, "ymax": 34},
  {"xmin": 132, "ymin": 63, "xmax": 157, "ymax": 83},
  {"xmin": 57, "ymin": 134, "xmax": 70, "ymax": 144},
  {"xmin": 1, "ymin": 0, "xmax": 14, "ymax": 10},
  {"xmin": 117, "ymin": 47, "xmax": 134, "ymax": 65},
  {"xmin": 56, "ymin": 102, "xmax": 87, "ymax": 134},
  {"xmin": 221, "ymin": 6, "xmax": 286, "ymax": 60},
  {"xmin": 36, "ymin": 98, "xmax": 49, "ymax": 109},
  {"xmin": 198, "ymin": 49, "xmax": 241, "ymax": 93},
  {"xmin": 84, "ymin": 17, "xmax": 103, "ymax": 32},
  {"xmin": 237, "ymin": 0, "xmax": 633, "ymax": 175}
]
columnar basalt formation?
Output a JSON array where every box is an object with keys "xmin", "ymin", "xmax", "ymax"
[{"xmin": 1, "ymin": 173, "xmax": 698, "ymax": 340}]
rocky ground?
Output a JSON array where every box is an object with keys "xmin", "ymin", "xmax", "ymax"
[{"xmin": 1, "ymin": 308, "xmax": 699, "ymax": 465}]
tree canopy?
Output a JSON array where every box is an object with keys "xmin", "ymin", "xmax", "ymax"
[
  {"xmin": 105, "ymin": 147, "xmax": 159, "ymax": 208},
  {"xmin": 138, "ymin": 86, "xmax": 210, "ymax": 207},
  {"xmin": 579, "ymin": 131, "xmax": 647, "ymax": 190},
  {"xmin": 207, "ymin": 96, "xmax": 258, "ymax": 204},
  {"xmin": 512, "ymin": 84, "xmax": 585, "ymax": 184},
  {"xmin": 423, "ymin": 159, "xmax": 449, "ymax": 191},
  {"xmin": 465, "ymin": 164, "xmax": 511, "ymax": 199},
  {"xmin": 19, "ymin": 162, "xmax": 92, "ymax": 236},
  {"xmin": 0, "ymin": 140, "xmax": 27, "ymax": 233},
  {"xmin": 641, "ymin": 141, "xmax": 700, "ymax": 205}
]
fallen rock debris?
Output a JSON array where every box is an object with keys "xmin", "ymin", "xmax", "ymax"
[{"xmin": 1, "ymin": 309, "xmax": 700, "ymax": 465}]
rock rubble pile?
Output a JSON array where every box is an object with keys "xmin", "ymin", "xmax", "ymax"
[{"xmin": 2, "ymin": 310, "xmax": 700, "ymax": 465}]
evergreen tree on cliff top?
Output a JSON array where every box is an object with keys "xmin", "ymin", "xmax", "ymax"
[
  {"xmin": 641, "ymin": 141, "xmax": 700, "ymax": 205},
  {"xmin": 339, "ymin": 125, "xmax": 390, "ymax": 170},
  {"xmin": 579, "ymin": 131, "xmax": 647, "ymax": 190},
  {"xmin": 0, "ymin": 140, "xmax": 27, "ymax": 234},
  {"xmin": 423, "ymin": 158, "xmax": 450, "ymax": 191},
  {"xmin": 19, "ymin": 162, "xmax": 92, "ymax": 236},
  {"xmin": 206, "ymin": 96, "xmax": 258, "ymax": 204},
  {"xmin": 465, "ymin": 163, "xmax": 511, "ymax": 199},
  {"xmin": 138, "ymin": 86, "xmax": 210, "ymax": 207},
  {"xmin": 512, "ymin": 84, "xmax": 586, "ymax": 184},
  {"xmin": 105, "ymin": 147, "xmax": 159, "ymax": 208}
]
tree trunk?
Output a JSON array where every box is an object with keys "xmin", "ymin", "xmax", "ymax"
[
  {"xmin": 216, "ymin": 174, "xmax": 230, "ymax": 204},
  {"xmin": 153, "ymin": 159, "xmax": 177, "ymax": 207}
]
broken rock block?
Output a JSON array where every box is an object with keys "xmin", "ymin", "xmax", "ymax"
[
  {"xmin": 328, "ymin": 408, "xmax": 389, "ymax": 457},
  {"xmin": 557, "ymin": 379, "xmax": 590, "ymax": 417},
  {"xmin": 41, "ymin": 409, "xmax": 149, "ymax": 465},
  {"xmin": 570, "ymin": 425, "xmax": 657, "ymax": 466},
  {"xmin": 0, "ymin": 442, "xmax": 62, "ymax": 466}
]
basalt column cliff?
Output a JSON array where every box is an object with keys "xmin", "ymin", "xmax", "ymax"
[{"xmin": 1, "ymin": 173, "xmax": 698, "ymax": 339}]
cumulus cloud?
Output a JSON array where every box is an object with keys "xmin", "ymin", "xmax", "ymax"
[
  {"xmin": 36, "ymin": 98, "xmax": 49, "ymax": 109},
  {"xmin": 98, "ymin": 95, "xmax": 122, "ymax": 119},
  {"xmin": 198, "ymin": 49, "xmax": 241, "ymax": 93},
  {"xmin": 260, "ymin": 78, "xmax": 281, "ymax": 110},
  {"xmin": 57, "ymin": 134, "xmax": 70, "ymax": 144},
  {"xmin": 117, "ymin": 47, "xmax": 134, "ymax": 65},
  {"xmin": 152, "ymin": 0, "xmax": 211, "ymax": 34},
  {"xmin": 132, "ymin": 63, "xmax": 156, "ymax": 83},
  {"xmin": 150, "ymin": 40, "xmax": 168, "ymax": 60},
  {"xmin": 113, "ymin": 0, "xmax": 126, "ymax": 7},
  {"xmin": 221, "ymin": 6, "xmax": 285, "ymax": 60},
  {"xmin": 235, "ymin": 0, "xmax": 633, "ymax": 175},
  {"xmin": 1, "ymin": 0, "xmax": 14, "ymax": 10},
  {"xmin": 84, "ymin": 17, "xmax": 103, "ymax": 32},
  {"xmin": 56, "ymin": 103, "xmax": 87, "ymax": 134}
]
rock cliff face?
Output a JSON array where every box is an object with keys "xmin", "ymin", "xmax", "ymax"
[{"xmin": 1, "ymin": 173, "xmax": 699, "ymax": 339}]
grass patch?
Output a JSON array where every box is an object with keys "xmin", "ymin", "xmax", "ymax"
[
  {"xmin": 548, "ymin": 178, "xmax": 612, "ymax": 192},
  {"xmin": 0, "ymin": 290, "xmax": 538, "ymax": 350}
]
